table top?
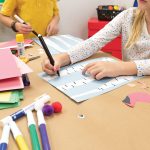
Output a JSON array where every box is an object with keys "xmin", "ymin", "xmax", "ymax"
[{"xmin": 1, "ymin": 43, "xmax": 150, "ymax": 150}]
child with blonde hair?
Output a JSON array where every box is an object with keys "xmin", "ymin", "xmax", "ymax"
[{"xmin": 42, "ymin": 0, "xmax": 150, "ymax": 80}]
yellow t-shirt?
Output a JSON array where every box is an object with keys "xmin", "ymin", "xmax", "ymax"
[{"xmin": 0, "ymin": 0, "xmax": 59, "ymax": 39}]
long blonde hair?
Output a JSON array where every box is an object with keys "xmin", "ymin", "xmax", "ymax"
[{"xmin": 125, "ymin": 8, "xmax": 145, "ymax": 49}]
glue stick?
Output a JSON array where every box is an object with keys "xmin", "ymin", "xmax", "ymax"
[{"xmin": 16, "ymin": 34, "xmax": 26, "ymax": 61}]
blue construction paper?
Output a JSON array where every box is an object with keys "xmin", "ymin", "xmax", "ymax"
[{"xmin": 33, "ymin": 34, "xmax": 83, "ymax": 55}]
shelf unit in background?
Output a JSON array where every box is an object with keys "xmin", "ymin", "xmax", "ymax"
[{"xmin": 88, "ymin": 18, "xmax": 122, "ymax": 59}]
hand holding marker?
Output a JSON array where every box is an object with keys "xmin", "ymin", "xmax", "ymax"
[{"xmin": 14, "ymin": 15, "xmax": 60, "ymax": 77}]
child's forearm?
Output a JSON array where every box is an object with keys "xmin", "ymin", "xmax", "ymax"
[
  {"xmin": 51, "ymin": 15, "xmax": 60, "ymax": 24},
  {"xmin": 0, "ymin": 14, "xmax": 14, "ymax": 28},
  {"xmin": 120, "ymin": 61, "xmax": 137, "ymax": 76}
]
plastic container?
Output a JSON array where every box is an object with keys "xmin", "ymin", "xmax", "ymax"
[
  {"xmin": 97, "ymin": 5, "xmax": 124, "ymax": 21},
  {"xmin": 16, "ymin": 34, "xmax": 25, "ymax": 57}
]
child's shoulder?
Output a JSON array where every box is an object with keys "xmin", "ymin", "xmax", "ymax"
[
  {"xmin": 118, "ymin": 7, "xmax": 137, "ymax": 20},
  {"xmin": 122, "ymin": 7, "xmax": 137, "ymax": 15}
]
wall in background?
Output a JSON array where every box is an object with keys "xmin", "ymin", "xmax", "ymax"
[
  {"xmin": 0, "ymin": 23, "xmax": 15, "ymax": 42},
  {"xmin": 58, "ymin": 0, "xmax": 135, "ymax": 39},
  {"xmin": 0, "ymin": 0, "xmax": 135, "ymax": 42},
  {"xmin": 0, "ymin": 5, "xmax": 15, "ymax": 42}
]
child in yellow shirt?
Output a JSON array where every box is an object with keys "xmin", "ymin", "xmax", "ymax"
[{"xmin": 0, "ymin": 0, "xmax": 60, "ymax": 38}]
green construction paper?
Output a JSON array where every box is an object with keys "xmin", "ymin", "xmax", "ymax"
[
  {"xmin": 0, "ymin": 90, "xmax": 23, "ymax": 103},
  {"xmin": 0, "ymin": 101, "xmax": 20, "ymax": 109}
]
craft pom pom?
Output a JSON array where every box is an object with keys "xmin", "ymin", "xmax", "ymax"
[
  {"xmin": 42, "ymin": 104, "xmax": 54, "ymax": 116},
  {"xmin": 52, "ymin": 101, "xmax": 62, "ymax": 113}
]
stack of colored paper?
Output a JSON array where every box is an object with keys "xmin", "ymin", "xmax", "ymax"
[
  {"xmin": 0, "ymin": 90, "xmax": 23, "ymax": 109},
  {"xmin": 0, "ymin": 49, "xmax": 24, "ymax": 91},
  {"xmin": 0, "ymin": 48, "xmax": 32, "ymax": 109}
]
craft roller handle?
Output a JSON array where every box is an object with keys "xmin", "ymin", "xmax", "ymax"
[
  {"xmin": 9, "ymin": 120, "xmax": 29, "ymax": 150},
  {"xmin": 29, "ymin": 125, "xmax": 41, "ymax": 150},
  {"xmin": 0, "ymin": 124, "xmax": 10, "ymax": 150},
  {"xmin": 27, "ymin": 110, "xmax": 41, "ymax": 150},
  {"xmin": 15, "ymin": 135, "xmax": 29, "ymax": 150},
  {"xmin": 0, "ymin": 143, "xmax": 7, "ymax": 150},
  {"xmin": 39, "ymin": 124, "xmax": 51, "ymax": 150}
]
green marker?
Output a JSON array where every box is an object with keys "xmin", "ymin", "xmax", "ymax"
[{"xmin": 26, "ymin": 110, "xmax": 41, "ymax": 150}]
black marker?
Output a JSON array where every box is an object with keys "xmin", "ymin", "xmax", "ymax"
[
  {"xmin": 38, "ymin": 34, "xmax": 60, "ymax": 76},
  {"xmin": 14, "ymin": 15, "xmax": 38, "ymax": 36},
  {"xmin": 14, "ymin": 15, "xmax": 60, "ymax": 76}
]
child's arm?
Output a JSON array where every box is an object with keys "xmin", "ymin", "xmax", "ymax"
[
  {"xmin": 42, "ymin": 53, "xmax": 70, "ymax": 75},
  {"xmin": 46, "ymin": 0, "xmax": 60, "ymax": 36},
  {"xmin": 133, "ymin": 59, "xmax": 150, "ymax": 77},
  {"xmin": 67, "ymin": 9, "xmax": 127, "ymax": 64},
  {"xmin": 0, "ymin": 13, "xmax": 14, "ymax": 28},
  {"xmin": 0, "ymin": 13, "xmax": 32, "ymax": 34},
  {"xmin": 82, "ymin": 61, "xmax": 137, "ymax": 80},
  {"xmin": 46, "ymin": 15, "xmax": 60, "ymax": 36}
]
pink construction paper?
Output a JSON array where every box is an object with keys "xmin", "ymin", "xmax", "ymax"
[
  {"xmin": 125, "ymin": 92, "xmax": 150, "ymax": 107},
  {"xmin": 0, "ymin": 77, "xmax": 24, "ymax": 91},
  {"xmin": 0, "ymin": 49, "xmax": 21, "ymax": 80},
  {"xmin": 0, "ymin": 39, "xmax": 33, "ymax": 49},
  {"xmin": 13, "ymin": 56, "xmax": 33, "ymax": 74}
]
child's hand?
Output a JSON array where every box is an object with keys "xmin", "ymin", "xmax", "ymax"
[
  {"xmin": 41, "ymin": 53, "xmax": 71, "ymax": 75},
  {"xmin": 15, "ymin": 22, "xmax": 32, "ymax": 34},
  {"xmin": 46, "ymin": 16, "xmax": 59, "ymax": 36},
  {"xmin": 82, "ymin": 61, "xmax": 137, "ymax": 80}
]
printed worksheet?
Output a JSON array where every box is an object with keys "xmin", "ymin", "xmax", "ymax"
[{"xmin": 39, "ymin": 57, "xmax": 141, "ymax": 102}]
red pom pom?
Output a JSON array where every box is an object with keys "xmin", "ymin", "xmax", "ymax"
[{"xmin": 52, "ymin": 101, "xmax": 62, "ymax": 113}]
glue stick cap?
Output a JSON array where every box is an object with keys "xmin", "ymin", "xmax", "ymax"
[{"xmin": 16, "ymin": 34, "xmax": 24, "ymax": 42}]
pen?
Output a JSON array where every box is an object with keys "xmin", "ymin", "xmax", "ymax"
[{"xmin": 14, "ymin": 14, "xmax": 60, "ymax": 76}]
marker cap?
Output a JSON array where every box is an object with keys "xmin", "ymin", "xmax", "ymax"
[{"xmin": 16, "ymin": 34, "xmax": 24, "ymax": 42}]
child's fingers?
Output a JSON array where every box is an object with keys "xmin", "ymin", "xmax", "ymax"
[
  {"xmin": 95, "ymin": 71, "xmax": 106, "ymax": 80},
  {"xmin": 82, "ymin": 62, "xmax": 96, "ymax": 74},
  {"xmin": 17, "ymin": 23, "xmax": 32, "ymax": 33},
  {"xmin": 46, "ymin": 25, "xmax": 52, "ymax": 36},
  {"xmin": 43, "ymin": 67, "xmax": 55, "ymax": 75},
  {"xmin": 21, "ymin": 24, "xmax": 32, "ymax": 29},
  {"xmin": 42, "ymin": 59, "xmax": 55, "ymax": 74},
  {"xmin": 47, "ymin": 29, "xmax": 53, "ymax": 36},
  {"xmin": 53, "ymin": 61, "xmax": 61, "ymax": 72}
]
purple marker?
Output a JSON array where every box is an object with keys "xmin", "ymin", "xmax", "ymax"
[
  {"xmin": 0, "ymin": 124, "xmax": 10, "ymax": 150},
  {"xmin": 35, "ymin": 103, "xmax": 51, "ymax": 150}
]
